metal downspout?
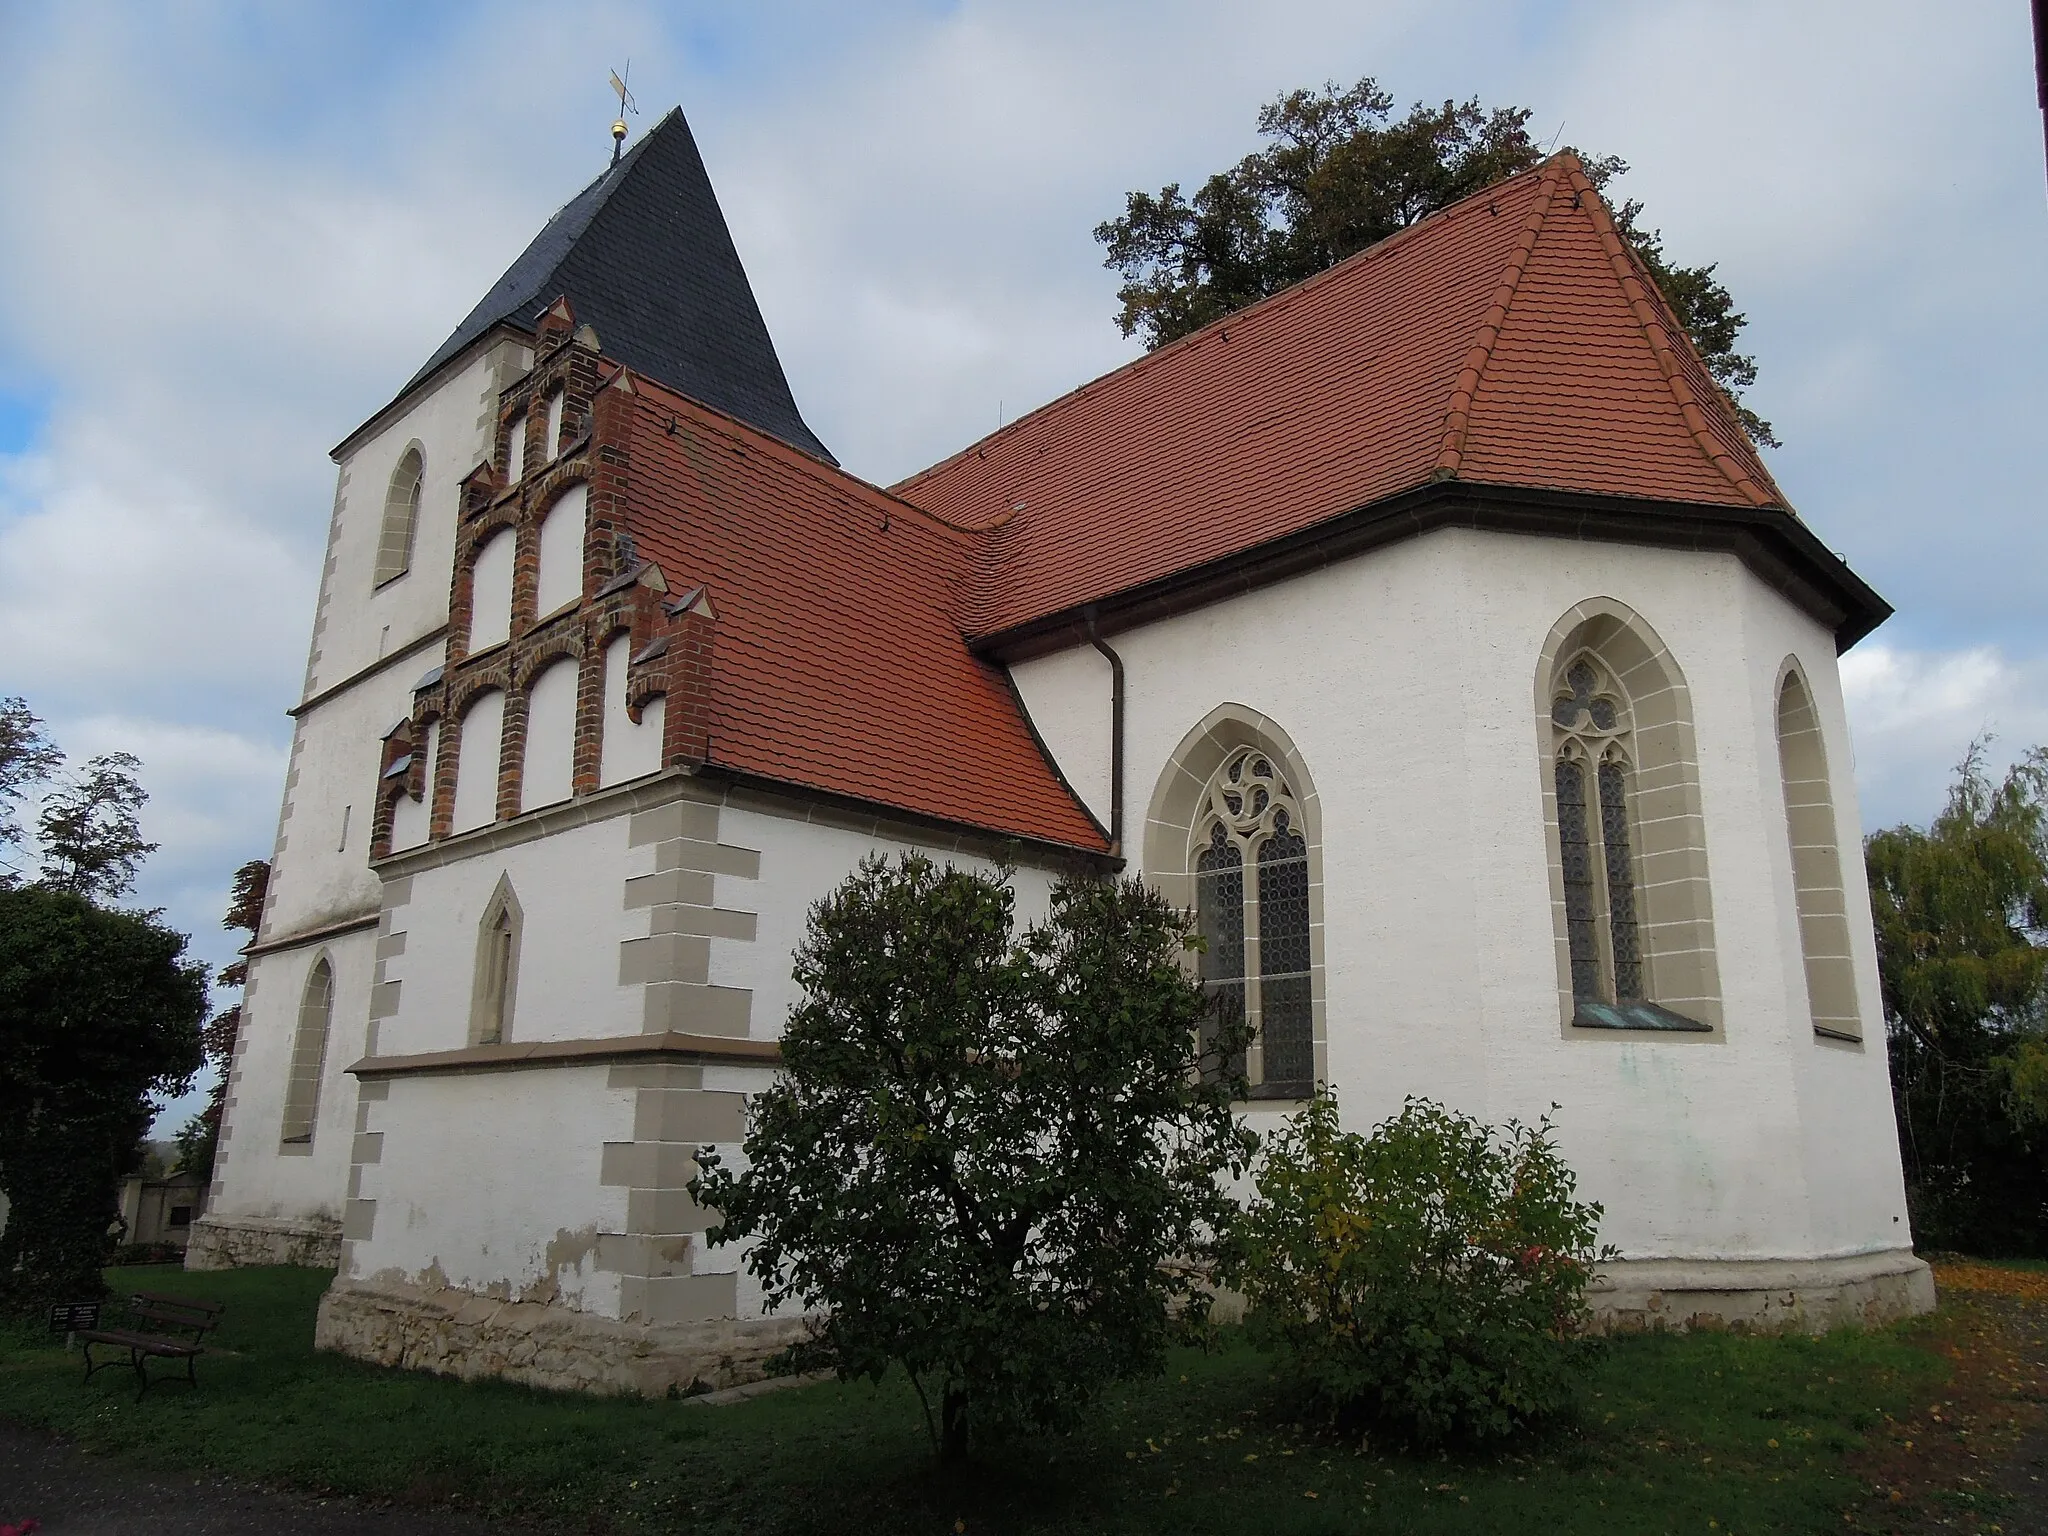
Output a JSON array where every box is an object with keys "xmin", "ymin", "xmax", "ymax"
[{"xmin": 1084, "ymin": 612, "xmax": 1125, "ymax": 855}]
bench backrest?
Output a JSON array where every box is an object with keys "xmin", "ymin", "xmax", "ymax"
[{"xmin": 127, "ymin": 1291, "xmax": 224, "ymax": 1339}]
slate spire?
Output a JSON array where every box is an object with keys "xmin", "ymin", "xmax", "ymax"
[{"xmin": 411, "ymin": 107, "xmax": 833, "ymax": 464}]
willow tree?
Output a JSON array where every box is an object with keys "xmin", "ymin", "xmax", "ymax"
[{"xmin": 1868, "ymin": 744, "xmax": 2048, "ymax": 1254}]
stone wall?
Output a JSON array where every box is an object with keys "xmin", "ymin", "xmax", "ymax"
[
  {"xmin": 1589, "ymin": 1249, "xmax": 1937, "ymax": 1334},
  {"xmin": 315, "ymin": 1272, "xmax": 809, "ymax": 1398},
  {"xmin": 185, "ymin": 1213, "xmax": 343, "ymax": 1272}
]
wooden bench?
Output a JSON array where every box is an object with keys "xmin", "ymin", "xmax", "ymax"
[{"xmin": 75, "ymin": 1290, "xmax": 224, "ymax": 1399}]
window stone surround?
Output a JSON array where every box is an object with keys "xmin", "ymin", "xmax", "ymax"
[
  {"xmin": 1536, "ymin": 598, "xmax": 1724, "ymax": 1038},
  {"xmin": 1143, "ymin": 703, "xmax": 1327, "ymax": 1097},
  {"xmin": 1774, "ymin": 657, "xmax": 1862, "ymax": 1043}
]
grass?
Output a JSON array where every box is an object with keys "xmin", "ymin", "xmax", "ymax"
[{"xmin": 0, "ymin": 1264, "xmax": 1953, "ymax": 1535}]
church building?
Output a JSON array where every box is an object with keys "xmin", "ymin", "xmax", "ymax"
[{"xmin": 190, "ymin": 107, "xmax": 1934, "ymax": 1394}]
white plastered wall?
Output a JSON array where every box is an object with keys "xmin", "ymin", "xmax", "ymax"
[
  {"xmin": 209, "ymin": 930, "xmax": 375, "ymax": 1226},
  {"xmin": 1739, "ymin": 577, "xmax": 1914, "ymax": 1259},
  {"xmin": 351, "ymin": 1066, "xmax": 632, "ymax": 1313},
  {"xmin": 1009, "ymin": 525, "xmax": 1910, "ymax": 1265},
  {"xmin": 376, "ymin": 815, "xmax": 648, "ymax": 1056},
  {"xmin": 313, "ymin": 344, "xmax": 528, "ymax": 694},
  {"xmin": 212, "ymin": 339, "xmax": 531, "ymax": 1249},
  {"xmin": 344, "ymin": 787, "xmax": 1063, "ymax": 1318}
]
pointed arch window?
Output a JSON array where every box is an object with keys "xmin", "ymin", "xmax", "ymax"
[
  {"xmin": 1776, "ymin": 667, "xmax": 1861, "ymax": 1040},
  {"xmin": 374, "ymin": 445, "xmax": 425, "ymax": 587},
  {"xmin": 504, "ymin": 410, "xmax": 528, "ymax": 486},
  {"xmin": 1548, "ymin": 647, "xmax": 1708, "ymax": 1031},
  {"xmin": 1192, "ymin": 746, "xmax": 1314, "ymax": 1097},
  {"xmin": 544, "ymin": 388, "xmax": 565, "ymax": 461},
  {"xmin": 281, "ymin": 956, "xmax": 334, "ymax": 1146},
  {"xmin": 470, "ymin": 877, "xmax": 523, "ymax": 1046}
]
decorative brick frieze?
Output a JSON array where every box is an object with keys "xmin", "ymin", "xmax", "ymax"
[{"xmin": 368, "ymin": 296, "xmax": 717, "ymax": 862}]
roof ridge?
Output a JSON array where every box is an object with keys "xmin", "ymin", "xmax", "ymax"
[
  {"xmin": 1561, "ymin": 158, "xmax": 1776, "ymax": 510},
  {"xmin": 1432, "ymin": 158, "xmax": 1565, "ymax": 479},
  {"xmin": 894, "ymin": 160, "xmax": 1555, "ymax": 496}
]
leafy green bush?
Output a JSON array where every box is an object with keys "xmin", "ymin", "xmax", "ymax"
[
  {"xmin": 1229, "ymin": 1092, "xmax": 1610, "ymax": 1444},
  {"xmin": 692, "ymin": 856, "xmax": 1255, "ymax": 1461}
]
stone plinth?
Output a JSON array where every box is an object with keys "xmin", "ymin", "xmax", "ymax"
[
  {"xmin": 185, "ymin": 1214, "xmax": 343, "ymax": 1271},
  {"xmin": 314, "ymin": 1273, "xmax": 809, "ymax": 1399},
  {"xmin": 1589, "ymin": 1248, "xmax": 1936, "ymax": 1333}
]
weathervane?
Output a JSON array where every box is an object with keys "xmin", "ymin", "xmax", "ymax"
[{"xmin": 609, "ymin": 63, "xmax": 638, "ymax": 166}]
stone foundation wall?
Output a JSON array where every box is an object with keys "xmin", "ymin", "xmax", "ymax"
[
  {"xmin": 1589, "ymin": 1248, "xmax": 1936, "ymax": 1333},
  {"xmin": 315, "ymin": 1273, "xmax": 810, "ymax": 1398},
  {"xmin": 185, "ymin": 1214, "xmax": 343, "ymax": 1272}
]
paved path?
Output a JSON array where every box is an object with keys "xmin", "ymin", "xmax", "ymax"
[{"xmin": 0, "ymin": 1423, "xmax": 508, "ymax": 1536}]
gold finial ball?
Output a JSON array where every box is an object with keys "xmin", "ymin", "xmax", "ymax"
[{"xmin": 612, "ymin": 119, "xmax": 628, "ymax": 142}]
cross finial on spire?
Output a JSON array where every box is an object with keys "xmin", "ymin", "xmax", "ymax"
[{"xmin": 608, "ymin": 64, "xmax": 638, "ymax": 166}]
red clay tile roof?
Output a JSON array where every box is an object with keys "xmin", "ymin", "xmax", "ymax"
[
  {"xmin": 618, "ymin": 374, "xmax": 1110, "ymax": 853},
  {"xmin": 893, "ymin": 154, "xmax": 1789, "ymax": 642}
]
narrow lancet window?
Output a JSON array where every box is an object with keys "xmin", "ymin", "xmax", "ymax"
[
  {"xmin": 471, "ymin": 878, "xmax": 522, "ymax": 1046},
  {"xmin": 374, "ymin": 446, "xmax": 424, "ymax": 587},
  {"xmin": 1776, "ymin": 668, "xmax": 1860, "ymax": 1039},
  {"xmin": 281, "ymin": 956, "xmax": 334, "ymax": 1146}
]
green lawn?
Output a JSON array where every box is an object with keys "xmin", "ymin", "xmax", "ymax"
[{"xmin": 1, "ymin": 1264, "xmax": 1946, "ymax": 1535}]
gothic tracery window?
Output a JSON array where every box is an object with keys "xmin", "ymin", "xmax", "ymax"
[
  {"xmin": 1550, "ymin": 653, "xmax": 1696, "ymax": 1031},
  {"xmin": 1193, "ymin": 746, "xmax": 1313, "ymax": 1097}
]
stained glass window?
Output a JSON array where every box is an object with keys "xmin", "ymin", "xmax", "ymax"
[{"xmin": 1192, "ymin": 746, "xmax": 1313, "ymax": 1096}]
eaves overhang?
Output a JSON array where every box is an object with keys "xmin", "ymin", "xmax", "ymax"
[{"xmin": 968, "ymin": 480, "xmax": 1892, "ymax": 665}]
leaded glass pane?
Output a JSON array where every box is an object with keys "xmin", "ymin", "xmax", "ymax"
[
  {"xmin": 1556, "ymin": 757, "xmax": 1600, "ymax": 1001},
  {"xmin": 1195, "ymin": 823, "xmax": 1247, "ymax": 1084},
  {"xmin": 1590, "ymin": 697, "xmax": 1616, "ymax": 730},
  {"xmin": 1195, "ymin": 824, "xmax": 1244, "ymax": 983},
  {"xmin": 1204, "ymin": 978, "xmax": 1249, "ymax": 1086},
  {"xmin": 1257, "ymin": 811, "xmax": 1313, "ymax": 1093},
  {"xmin": 1599, "ymin": 758, "xmax": 1643, "ymax": 1000},
  {"xmin": 1258, "ymin": 974, "xmax": 1313, "ymax": 1092}
]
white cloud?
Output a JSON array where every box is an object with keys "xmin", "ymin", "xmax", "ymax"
[
  {"xmin": 0, "ymin": 1, "xmax": 2042, "ymax": 1136},
  {"xmin": 1841, "ymin": 642, "xmax": 2048, "ymax": 833}
]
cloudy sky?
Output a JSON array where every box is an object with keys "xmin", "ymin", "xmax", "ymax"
[{"xmin": 1, "ymin": 1, "xmax": 2043, "ymax": 1129}]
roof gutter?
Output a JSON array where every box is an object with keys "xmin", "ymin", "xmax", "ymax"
[
  {"xmin": 1083, "ymin": 611, "xmax": 1126, "ymax": 856},
  {"xmin": 970, "ymin": 480, "xmax": 1892, "ymax": 664}
]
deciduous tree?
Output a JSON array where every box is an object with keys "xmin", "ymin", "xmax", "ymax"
[
  {"xmin": 0, "ymin": 886, "xmax": 207, "ymax": 1310},
  {"xmin": 175, "ymin": 860, "xmax": 270, "ymax": 1184},
  {"xmin": 692, "ymin": 856, "xmax": 1254, "ymax": 1461},
  {"xmin": 1868, "ymin": 742, "xmax": 2048, "ymax": 1254},
  {"xmin": 36, "ymin": 752, "xmax": 157, "ymax": 902},
  {"xmin": 1096, "ymin": 78, "xmax": 1776, "ymax": 445}
]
